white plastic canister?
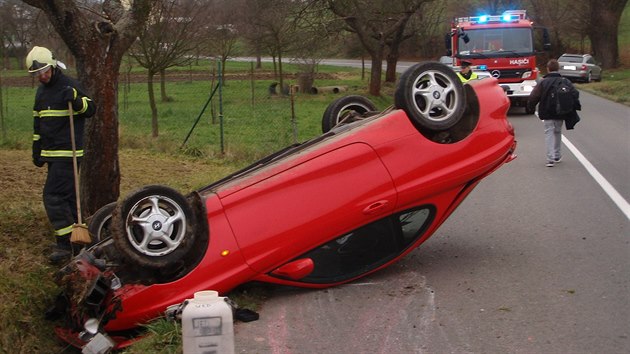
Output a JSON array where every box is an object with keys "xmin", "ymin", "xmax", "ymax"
[{"xmin": 182, "ymin": 290, "xmax": 234, "ymax": 354}]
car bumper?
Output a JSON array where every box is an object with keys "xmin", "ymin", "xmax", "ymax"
[
  {"xmin": 501, "ymin": 80, "xmax": 537, "ymax": 98},
  {"xmin": 558, "ymin": 70, "xmax": 588, "ymax": 79}
]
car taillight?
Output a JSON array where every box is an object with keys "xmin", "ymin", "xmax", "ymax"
[{"xmin": 581, "ymin": 65, "xmax": 588, "ymax": 70}]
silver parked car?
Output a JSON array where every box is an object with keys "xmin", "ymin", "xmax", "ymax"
[{"xmin": 557, "ymin": 54, "xmax": 603, "ymax": 83}]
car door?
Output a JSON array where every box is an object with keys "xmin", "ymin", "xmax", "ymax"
[
  {"xmin": 220, "ymin": 143, "xmax": 397, "ymax": 273},
  {"xmin": 586, "ymin": 56, "xmax": 601, "ymax": 78},
  {"xmin": 270, "ymin": 205, "xmax": 436, "ymax": 284}
]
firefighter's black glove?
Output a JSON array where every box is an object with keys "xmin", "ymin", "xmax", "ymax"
[
  {"xmin": 33, "ymin": 158, "xmax": 45, "ymax": 167},
  {"xmin": 62, "ymin": 86, "xmax": 77, "ymax": 104}
]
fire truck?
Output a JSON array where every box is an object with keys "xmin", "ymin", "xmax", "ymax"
[{"xmin": 445, "ymin": 10, "xmax": 551, "ymax": 114}]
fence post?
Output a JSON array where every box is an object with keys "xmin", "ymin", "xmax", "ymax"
[
  {"xmin": 219, "ymin": 60, "xmax": 225, "ymax": 155},
  {"xmin": 290, "ymin": 85, "xmax": 298, "ymax": 144},
  {"xmin": 0, "ymin": 70, "xmax": 5, "ymax": 140},
  {"xmin": 250, "ymin": 61, "xmax": 255, "ymax": 106}
]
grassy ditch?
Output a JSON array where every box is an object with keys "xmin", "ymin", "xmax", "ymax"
[{"xmin": 575, "ymin": 67, "xmax": 630, "ymax": 106}]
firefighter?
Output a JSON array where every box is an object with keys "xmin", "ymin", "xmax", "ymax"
[
  {"xmin": 457, "ymin": 60, "xmax": 478, "ymax": 83},
  {"xmin": 26, "ymin": 46, "xmax": 96, "ymax": 264}
]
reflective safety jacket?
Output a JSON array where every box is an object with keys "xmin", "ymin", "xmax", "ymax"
[
  {"xmin": 457, "ymin": 71, "xmax": 478, "ymax": 83},
  {"xmin": 32, "ymin": 68, "xmax": 96, "ymax": 163}
]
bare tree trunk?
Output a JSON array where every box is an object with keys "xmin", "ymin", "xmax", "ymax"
[
  {"xmin": 272, "ymin": 55, "xmax": 278, "ymax": 79},
  {"xmin": 148, "ymin": 72, "xmax": 159, "ymax": 137},
  {"xmin": 160, "ymin": 69, "xmax": 171, "ymax": 102},
  {"xmin": 385, "ymin": 54, "xmax": 398, "ymax": 83},
  {"xmin": 588, "ymin": 0, "xmax": 627, "ymax": 68},
  {"xmin": 385, "ymin": 24, "xmax": 409, "ymax": 83},
  {"xmin": 82, "ymin": 57, "xmax": 123, "ymax": 216},
  {"xmin": 369, "ymin": 53, "xmax": 383, "ymax": 96},
  {"xmin": 278, "ymin": 49, "xmax": 284, "ymax": 90}
]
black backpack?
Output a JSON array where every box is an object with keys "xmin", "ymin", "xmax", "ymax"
[{"xmin": 547, "ymin": 77, "xmax": 574, "ymax": 115}]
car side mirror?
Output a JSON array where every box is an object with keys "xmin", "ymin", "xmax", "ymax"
[
  {"xmin": 270, "ymin": 258, "xmax": 314, "ymax": 280},
  {"xmin": 458, "ymin": 28, "xmax": 470, "ymax": 44}
]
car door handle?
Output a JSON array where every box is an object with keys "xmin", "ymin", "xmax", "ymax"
[{"xmin": 362, "ymin": 200, "xmax": 390, "ymax": 215}]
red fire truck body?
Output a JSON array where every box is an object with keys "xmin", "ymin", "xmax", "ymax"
[{"xmin": 446, "ymin": 10, "xmax": 549, "ymax": 113}]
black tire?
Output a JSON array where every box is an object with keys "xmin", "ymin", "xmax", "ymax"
[
  {"xmin": 322, "ymin": 95, "xmax": 377, "ymax": 133},
  {"xmin": 394, "ymin": 62, "xmax": 466, "ymax": 131},
  {"xmin": 87, "ymin": 202, "xmax": 117, "ymax": 243},
  {"xmin": 111, "ymin": 185, "xmax": 197, "ymax": 269}
]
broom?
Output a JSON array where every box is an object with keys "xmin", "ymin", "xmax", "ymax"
[{"xmin": 68, "ymin": 101, "xmax": 91, "ymax": 245}]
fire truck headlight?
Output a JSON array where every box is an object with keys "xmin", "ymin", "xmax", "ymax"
[
  {"xmin": 523, "ymin": 85, "xmax": 534, "ymax": 92},
  {"xmin": 522, "ymin": 71, "xmax": 533, "ymax": 79}
]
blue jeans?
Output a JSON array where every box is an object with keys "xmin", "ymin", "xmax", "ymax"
[{"xmin": 544, "ymin": 120, "xmax": 563, "ymax": 162}]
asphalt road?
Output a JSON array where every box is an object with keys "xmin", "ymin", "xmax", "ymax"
[{"xmin": 234, "ymin": 64, "xmax": 629, "ymax": 353}]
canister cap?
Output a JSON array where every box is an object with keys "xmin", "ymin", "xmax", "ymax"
[{"xmin": 194, "ymin": 290, "xmax": 219, "ymax": 301}]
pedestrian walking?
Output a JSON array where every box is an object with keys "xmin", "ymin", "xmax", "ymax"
[
  {"xmin": 527, "ymin": 59, "xmax": 581, "ymax": 167},
  {"xmin": 26, "ymin": 46, "xmax": 96, "ymax": 264}
]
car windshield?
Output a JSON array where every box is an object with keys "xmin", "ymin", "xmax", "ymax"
[
  {"xmin": 458, "ymin": 27, "xmax": 533, "ymax": 57},
  {"xmin": 559, "ymin": 56, "xmax": 583, "ymax": 63}
]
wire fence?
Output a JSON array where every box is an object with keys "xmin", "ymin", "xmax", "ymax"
[
  {"xmin": 1, "ymin": 60, "xmax": 356, "ymax": 162},
  {"xmin": 175, "ymin": 61, "xmax": 325, "ymax": 162}
]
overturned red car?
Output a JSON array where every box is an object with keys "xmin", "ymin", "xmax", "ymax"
[{"xmin": 48, "ymin": 62, "xmax": 516, "ymax": 350}]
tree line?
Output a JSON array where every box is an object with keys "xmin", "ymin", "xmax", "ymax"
[{"xmin": 0, "ymin": 0, "xmax": 626, "ymax": 216}]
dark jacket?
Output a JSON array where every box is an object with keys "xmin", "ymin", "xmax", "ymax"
[
  {"xmin": 32, "ymin": 68, "xmax": 96, "ymax": 164},
  {"xmin": 527, "ymin": 72, "xmax": 581, "ymax": 121}
]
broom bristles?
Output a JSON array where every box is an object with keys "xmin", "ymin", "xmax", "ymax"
[{"xmin": 70, "ymin": 223, "xmax": 92, "ymax": 244}]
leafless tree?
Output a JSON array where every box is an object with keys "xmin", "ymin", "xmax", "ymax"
[
  {"xmin": 403, "ymin": 2, "xmax": 446, "ymax": 59},
  {"xmin": 585, "ymin": 0, "xmax": 627, "ymax": 68},
  {"xmin": 240, "ymin": 0, "xmax": 306, "ymax": 89},
  {"xmin": 0, "ymin": 0, "xmax": 38, "ymax": 69},
  {"xmin": 130, "ymin": 0, "xmax": 206, "ymax": 137},
  {"xmin": 325, "ymin": 0, "xmax": 435, "ymax": 96},
  {"xmin": 527, "ymin": 0, "xmax": 626, "ymax": 68},
  {"xmin": 21, "ymin": 0, "xmax": 153, "ymax": 216},
  {"xmin": 201, "ymin": 0, "xmax": 241, "ymax": 71}
]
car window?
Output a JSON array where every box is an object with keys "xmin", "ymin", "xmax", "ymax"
[
  {"xmin": 587, "ymin": 57, "xmax": 595, "ymax": 64},
  {"xmin": 282, "ymin": 206, "xmax": 435, "ymax": 284},
  {"xmin": 559, "ymin": 56, "xmax": 582, "ymax": 63}
]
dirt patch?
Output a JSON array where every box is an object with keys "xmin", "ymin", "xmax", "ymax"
[{"xmin": 0, "ymin": 150, "xmax": 46, "ymax": 204}]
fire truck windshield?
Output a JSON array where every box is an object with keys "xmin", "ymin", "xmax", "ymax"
[{"xmin": 458, "ymin": 28, "xmax": 533, "ymax": 57}]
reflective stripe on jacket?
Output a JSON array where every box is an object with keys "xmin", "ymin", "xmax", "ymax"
[{"xmin": 457, "ymin": 71, "xmax": 478, "ymax": 83}]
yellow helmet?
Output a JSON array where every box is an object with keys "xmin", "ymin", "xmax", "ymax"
[{"xmin": 26, "ymin": 46, "xmax": 57, "ymax": 73}]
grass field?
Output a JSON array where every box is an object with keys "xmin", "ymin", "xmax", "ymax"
[{"xmin": 0, "ymin": 52, "xmax": 628, "ymax": 352}]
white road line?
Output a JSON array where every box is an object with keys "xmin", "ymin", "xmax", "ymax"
[{"xmin": 562, "ymin": 134, "xmax": 630, "ymax": 220}]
